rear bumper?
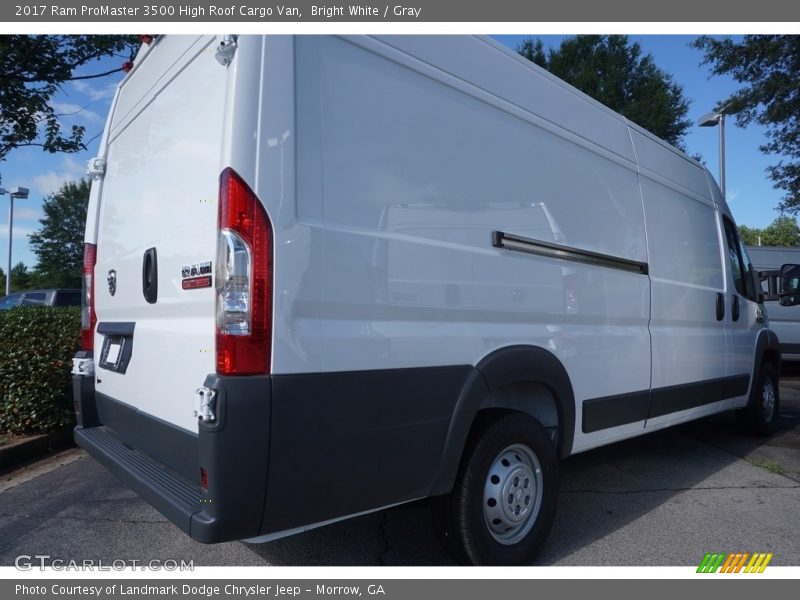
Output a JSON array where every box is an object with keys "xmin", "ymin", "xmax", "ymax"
[
  {"xmin": 73, "ymin": 370, "xmax": 271, "ymax": 543},
  {"xmin": 74, "ymin": 362, "xmax": 471, "ymax": 544},
  {"xmin": 74, "ymin": 426, "xmax": 203, "ymax": 536}
]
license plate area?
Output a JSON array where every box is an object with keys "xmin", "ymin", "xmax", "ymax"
[{"xmin": 97, "ymin": 322, "xmax": 135, "ymax": 374}]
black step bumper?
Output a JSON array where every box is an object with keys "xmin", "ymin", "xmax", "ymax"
[
  {"xmin": 74, "ymin": 426, "xmax": 202, "ymax": 534},
  {"xmin": 73, "ymin": 370, "xmax": 271, "ymax": 543}
]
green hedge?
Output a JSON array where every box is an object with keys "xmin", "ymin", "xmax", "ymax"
[{"xmin": 0, "ymin": 306, "xmax": 80, "ymax": 434}]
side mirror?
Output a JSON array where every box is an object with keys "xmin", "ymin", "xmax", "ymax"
[{"xmin": 780, "ymin": 263, "xmax": 800, "ymax": 306}]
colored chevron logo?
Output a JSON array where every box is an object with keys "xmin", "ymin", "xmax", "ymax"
[{"xmin": 697, "ymin": 552, "xmax": 774, "ymax": 573}]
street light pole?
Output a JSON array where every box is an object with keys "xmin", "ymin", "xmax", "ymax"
[
  {"xmin": 718, "ymin": 113, "xmax": 726, "ymax": 199},
  {"xmin": 698, "ymin": 109, "xmax": 727, "ymax": 200},
  {"xmin": 7, "ymin": 193, "xmax": 13, "ymax": 295},
  {"xmin": 0, "ymin": 186, "xmax": 30, "ymax": 296}
]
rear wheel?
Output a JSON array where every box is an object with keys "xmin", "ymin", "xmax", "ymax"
[
  {"xmin": 738, "ymin": 361, "xmax": 780, "ymax": 436},
  {"xmin": 432, "ymin": 412, "xmax": 558, "ymax": 565}
]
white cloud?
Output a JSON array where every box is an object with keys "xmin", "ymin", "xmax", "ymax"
[
  {"xmin": 0, "ymin": 224, "xmax": 35, "ymax": 240},
  {"xmin": 30, "ymin": 156, "xmax": 87, "ymax": 197},
  {"xmin": 72, "ymin": 80, "xmax": 117, "ymax": 102},
  {"xmin": 50, "ymin": 101, "xmax": 103, "ymax": 126},
  {"xmin": 12, "ymin": 207, "xmax": 43, "ymax": 222}
]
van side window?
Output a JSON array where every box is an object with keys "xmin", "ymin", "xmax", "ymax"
[
  {"xmin": 737, "ymin": 240, "xmax": 758, "ymax": 301},
  {"xmin": 722, "ymin": 217, "xmax": 755, "ymax": 300}
]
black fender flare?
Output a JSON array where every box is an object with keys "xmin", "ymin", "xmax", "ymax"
[
  {"xmin": 750, "ymin": 328, "xmax": 780, "ymax": 404},
  {"xmin": 429, "ymin": 345, "xmax": 575, "ymax": 496},
  {"xmin": 757, "ymin": 328, "xmax": 781, "ymax": 366}
]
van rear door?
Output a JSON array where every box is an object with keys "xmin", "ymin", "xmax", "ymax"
[{"xmin": 93, "ymin": 35, "xmax": 227, "ymax": 433}]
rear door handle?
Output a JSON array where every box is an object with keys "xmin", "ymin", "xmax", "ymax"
[
  {"xmin": 716, "ymin": 292, "xmax": 725, "ymax": 321},
  {"xmin": 142, "ymin": 247, "xmax": 158, "ymax": 304},
  {"xmin": 732, "ymin": 295, "xmax": 740, "ymax": 322}
]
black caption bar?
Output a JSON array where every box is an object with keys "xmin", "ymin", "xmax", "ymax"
[
  {"xmin": 4, "ymin": 0, "xmax": 800, "ymax": 22},
  {"xmin": 3, "ymin": 579, "xmax": 796, "ymax": 600}
]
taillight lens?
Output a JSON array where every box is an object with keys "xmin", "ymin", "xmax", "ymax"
[
  {"xmin": 215, "ymin": 168, "xmax": 272, "ymax": 375},
  {"xmin": 81, "ymin": 243, "xmax": 97, "ymax": 351}
]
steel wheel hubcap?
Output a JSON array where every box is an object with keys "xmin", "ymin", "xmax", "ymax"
[
  {"xmin": 483, "ymin": 443, "xmax": 543, "ymax": 545},
  {"xmin": 762, "ymin": 377, "xmax": 776, "ymax": 423}
]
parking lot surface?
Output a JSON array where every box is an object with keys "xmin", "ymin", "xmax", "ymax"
[{"xmin": 1, "ymin": 377, "xmax": 799, "ymax": 566}]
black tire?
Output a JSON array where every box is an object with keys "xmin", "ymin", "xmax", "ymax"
[
  {"xmin": 431, "ymin": 412, "xmax": 558, "ymax": 565},
  {"xmin": 737, "ymin": 361, "xmax": 780, "ymax": 436}
]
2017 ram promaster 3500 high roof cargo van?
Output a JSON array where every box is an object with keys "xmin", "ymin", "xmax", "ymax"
[{"xmin": 72, "ymin": 35, "xmax": 800, "ymax": 565}]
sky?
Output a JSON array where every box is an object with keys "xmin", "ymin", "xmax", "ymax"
[{"xmin": 0, "ymin": 34, "xmax": 787, "ymax": 271}]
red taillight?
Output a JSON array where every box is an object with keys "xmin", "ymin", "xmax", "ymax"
[
  {"xmin": 215, "ymin": 168, "xmax": 273, "ymax": 375},
  {"xmin": 121, "ymin": 61, "xmax": 134, "ymax": 73},
  {"xmin": 81, "ymin": 243, "xmax": 97, "ymax": 351},
  {"xmin": 200, "ymin": 467, "xmax": 208, "ymax": 491},
  {"xmin": 139, "ymin": 34, "xmax": 154, "ymax": 45}
]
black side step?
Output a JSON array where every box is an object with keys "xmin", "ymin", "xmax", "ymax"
[{"xmin": 75, "ymin": 426, "xmax": 201, "ymax": 535}]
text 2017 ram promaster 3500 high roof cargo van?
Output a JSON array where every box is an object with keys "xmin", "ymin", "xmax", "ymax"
[{"xmin": 72, "ymin": 35, "xmax": 796, "ymax": 565}]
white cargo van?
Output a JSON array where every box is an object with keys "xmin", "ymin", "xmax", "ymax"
[
  {"xmin": 73, "ymin": 35, "xmax": 792, "ymax": 565},
  {"xmin": 748, "ymin": 246, "xmax": 800, "ymax": 361}
]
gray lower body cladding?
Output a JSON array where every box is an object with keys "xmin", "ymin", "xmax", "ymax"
[{"xmin": 73, "ymin": 366, "xmax": 471, "ymax": 543}]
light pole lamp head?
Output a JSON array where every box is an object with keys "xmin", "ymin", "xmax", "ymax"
[
  {"xmin": 698, "ymin": 112, "xmax": 723, "ymax": 127},
  {"xmin": 9, "ymin": 186, "xmax": 29, "ymax": 199}
]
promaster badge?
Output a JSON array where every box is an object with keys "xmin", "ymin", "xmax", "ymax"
[{"xmin": 181, "ymin": 261, "xmax": 212, "ymax": 290}]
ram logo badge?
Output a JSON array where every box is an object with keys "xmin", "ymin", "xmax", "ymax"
[
  {"xmin": 107, "ymin": 269, "xmax": 117, "ymax": 296},
  {"xmin": 181, "ymin": 261, "xmax": 212, "ymax": 290}
]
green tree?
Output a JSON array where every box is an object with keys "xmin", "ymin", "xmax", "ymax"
[
  {"xmin": 517, "ymin": 38, "xmax": 547, "ymax": 68},
  {"xmin": 0, "ymin": 267, "xmax": 5, "ymax": 295},
  {"xmin": 0, "ymin": 35, "xmax": 139, "ymax": 181},
  {"xmin": 517, "ymin": 35, "xmax": 692, "ymax": 148},
  {"xmin": 738, "ymin": 224, "xmax": 762, "ymax": 246},
  {"xmin": 761, "ymin": 215, "xmax": 800, "ymax": 247},
  {"xmin": 694, "ymin": 36, "xmax": 800, "ymax": 212},
  {"xmin": 28, "ymin": 179, "xmax": 89, "ymax": 289},
  {"xmin": 9, "ymin": 262, "xmax": 32, "ymax": 291}
]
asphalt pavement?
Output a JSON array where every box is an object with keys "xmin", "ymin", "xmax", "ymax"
[{"xmin": 1, "ymin": 377, "xmax": 799, "ymax": 567}]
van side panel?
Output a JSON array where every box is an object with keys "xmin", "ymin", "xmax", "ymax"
[
  {"xmin": 631, "ymin": 131, "xmax": 731, "ymax": 429},
  {"xmin": 374, "ymin": 35, "xmax": 637, "ymax": 163},
  {"xmin": 292, "ymin": 36, "xmax": 651, "ymax": 457},
  {"xmin": 268, "ymin": 35, "xmax": 325, "ymax": 374}
]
